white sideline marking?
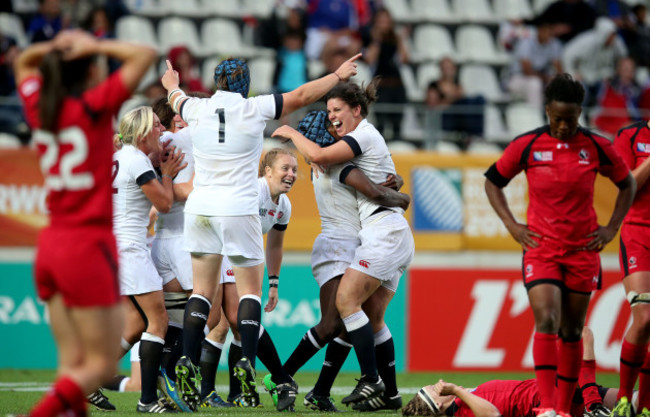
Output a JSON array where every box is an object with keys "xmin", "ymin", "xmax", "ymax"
[{"xmin": 0, "ymin": 382, "xmax": 422, "ymax": 394}]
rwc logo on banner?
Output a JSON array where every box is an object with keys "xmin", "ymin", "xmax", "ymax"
[{"xmin": 408, "ymin": 268, "xmax": 629, "ymax": 371}]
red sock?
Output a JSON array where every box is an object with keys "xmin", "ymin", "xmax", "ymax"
[
  {"xmin": 30, "ymin": 376, "xmax": 85, "ymax": 417},
  {"xmin": 534, "ymin": 332, "xmax": 558, "ymax": 408},
  {"xmin": 556, "ymin": 338, "xmax": 582, "ymax": 413},
  {"xmin": 618, "ymin": 339, "xmax": 648, "ymax": 401},
  {"xmin": 579, "ymin": 359, "xmax": 602, "ymax": 410},
  {"xmin": 638, "ymin": 351, "xmax": 650, "ymax": 411}
]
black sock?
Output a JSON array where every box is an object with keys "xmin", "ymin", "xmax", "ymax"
[
  {"xmin": 183, "ymin": 295, "xmax": 211, "ymax": 364},
  {"xmin": 283, "ymin": 327, "xmax": 324, "ymax": 377},
  {"xmin": 256, "ymin": 327, "xmax": 290, "ymax": 384},
  {"xmin": 227, "ymin": 342, "xmax": 242, "ymax": 401},
  {"xmin": 238, "ymin": 296, "xmax": 261, "ymax": 367},
  {"xmin": 103, "ymin": 375, "xmax": 128, "ymax": 391},
  {"xmin": 343, "ymin": 312, "xmax": 377, "ymax": 380},
  {"xmin": 199, "ymin": 339, "xmax": 223, "ymax": 398},
  {"xmin": 139, "ymin": 334, "xmax": 165, "ymax": 404},
  {"xmin": 375, "ymin": 327, "xmax": 398, "ymax": 397},
  {"xmin": 161, "ymin": 325, "xmax": 183, "ymax": 380},
  {"xmin": 313, "ymin": 338, "xmax": 351, "ymax": 396}
]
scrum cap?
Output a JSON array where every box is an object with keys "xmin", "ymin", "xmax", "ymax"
[
  {"xmin": 214, "ymin": 58, "xmax": 250, "ymax": 98},
  {"xmin": 297, "ymin": 110, "xmax": 336, "ymax": 147}
]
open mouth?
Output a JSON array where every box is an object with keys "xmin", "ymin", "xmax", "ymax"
[
  {"xmin": 332, "ymin": 121, "xmax": 341, "ymax": 127},
  {"xmin": 282, "ymin": 178, "xmax": 294, "ymax": 186}
]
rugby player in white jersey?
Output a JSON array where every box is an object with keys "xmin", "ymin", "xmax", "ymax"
[
  {"xmin": 161, "ymin": 53, "xmax": 361, "ymax": 411},
  {"xmin": 273, "ymin": 79, "xmax": 415, "ymax": 408},
  {"xmin": 112, "ymin": 106, "xmax": 186, "ymax": 413},
  {"xmin": 272, "ymin": 109, "xmax": 410, "ymax": 411}
]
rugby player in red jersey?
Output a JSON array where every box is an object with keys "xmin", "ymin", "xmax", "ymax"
[
  {"xmin": 15, "ymin": 30, "xmax": 156, "ymax": 416},
  {"xmin": 484, "ymin": 73, "xmax": 636, "ymax": 417},
  {"xmin": 611, "ymin": 120, "xmax": 650, "ymax": 417}
]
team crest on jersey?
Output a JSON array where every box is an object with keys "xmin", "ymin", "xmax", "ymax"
[
  {"xmin": 637, "ymin": 143, "xmax": 649, "ymax": 153},
  {"xmin": 533, "ymin": 151, "xmax": 553, "ymax": 161},
  {"xmin": 277, "ymin": 211, "xmax": 284, "ymax": 219},
  {"xmin": 268, "ymin": 209, "xmax": 276, "ymax": 217},
  {"xmin": 630, "ymin": 256, "xmax": 638, "ymax": 269},
  {"xmin": 578, "ymin": 149, "xmax": 590, "ymax": 165},
  {"xmin": 525, "ymin": 264, "xmax": 533, "ymax": 278}
]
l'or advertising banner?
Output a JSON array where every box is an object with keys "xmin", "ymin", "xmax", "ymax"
[
  {"xmin": 408, "ymin": 267, "xmax": 629, "ymax": 372},
  {"xmin": 0, "ymin": 149, "xmax": 622, "ymax": 253}
]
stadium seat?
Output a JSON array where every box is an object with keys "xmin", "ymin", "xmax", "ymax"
[
  {"xmin": 532, "ymin": 0, "xmax": 555, "ymax": 14},
  {"xmin": 201, "ymin": 0, "xmax": 243, "ymax": 18},
  {"xmin": 241, "ymin": 0, "xmax": 274, "ymax": 18},
  {"xmin": 136, "ymin": 63, "xmax": 160, "ymax": 93},
  {"xmin": 158, "ymin": 0, "xmax": 206, "ymax": 17},
  {"xmin": 122, "ymin": 0, "xmax": 167, "ymax": 17},
  {"xmin": 505, "ymin": 103, "xmax": 546, "ymax": 136},
  {"xmin": 411, "ymin": 0, "xmax": 457, "ymax": 23},
  {"xmin": 432, "ymin": 140, "xmax": 462, "ymax": 154},
  {"xmin": 466, "ymin": 141, "xmax": 503, "ymax": 154},
  {"xmin": 115, "ymin": 15, "xmax": 160, "ymax": 53},
  {"xmin": 399, "ymin": 64, "xmax": 425, "ymax": 102},
  {"xmin": 412, "ymin": 24, "xmax": 457, "ymax": 63},
  {"xmin": 201, "ymin": 57, "xmax": 220, "ymax": 91},
  {"xmin": 484, "ymin": 104, "xmax": 509, "ymax": 143},
  {"xmin": 158, "ymin": 17, "xmax": 204, "ymax": 57},
  {"xmin": 459, "ymin": 64, "xmax": 506, "ymax": 102},
  {"xmin": 387, "ymin": 140, "xmax": 418, "ymax": 153},
  {"xmin": 453, "ymin": 0, "xmax": 497, "ymax": 24},
  {"xmin": 456, "ymin": 25, "xmax": 510, "ymax": 65},
  {"xmin": 11, "ymin": 0, "xmax": 38, "ymax": 14},
  {"xmin": 416, "ymin": 62, "xmax": 441, "ymax": 93},
  {"xmin": 0, "ymin": 133, "xmax": 21, "ymax": 148},
  {"xmin": 201, "ymin": 18, "xmax": 274, "ymax": 58},
  {"xmin": 493, "ymin": 0, "xmax": 533, "ymax": 20},
  {"xmin": 307, "ymin": 59, "xmax": 326, "ymax": 80},
  {"xmin": 248, "ymin": 57, "xmax": 276, "ymax": 95},
  {"xmin": 0, "ymin": 13, "xmax": 29, "ymax": 48},
  {"xmin": 382, "ymin": 0, "xmax": 416, "ymax": 23},
  {"xmin": 355, "ymin": 61, "xmax": 374, "ymax": 87}
]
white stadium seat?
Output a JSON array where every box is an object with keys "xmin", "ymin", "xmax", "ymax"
[
  {"xmin": 308, "ymin": 59, "xmax": 326, "ymax": 80},
  {"xmin": 202, "ymin": 57, "xmax": 220, "ymax": 92},
  {"xmin": 0, "ymin": 13, "xmax": 29, "ymax": 48},
  {"xmin": 416, "ymin": 62, "xmax": 441, "ymax": 93},
  {"xmin": 201, "ymin": 18, "xmax": 274, "ymax": 58},
  {"xmin": 493, "ymin": 0, "xmax": 533, "ymax": 20},
  {"xmin": 158, "ymin": 0, "xmax": 206, "ymax": 17},
  {"xmin": 382, "ymin": 0, "xmax": 416, "ymax": 23},
  {"xmin": 411, "ymin": 0, "xmax": 457, "ymax": 23},
  {"xmin": 11, "ymin": 0, "xmax": 38, "ymax": 14},
  {"xmin": 158, "ymin": 17, "xmax": 204, "ymax": 57},
  {"xmin": 459, "ymin": 64, "xmax": 506, "ymax": 102},
  {"xmin": 241, "ymin": 0, "xmax": 274, "ymax": 19},
  {"xmin": 115, "ymin": 15, "xmax": 160, "ymax": 52},
  {"xmin": 532, "ymin": 0, "xmax": 556, "ymax": 13},
  {"xmin": 399, "ymin": 64, "xmax": 425, "ymax": 102},
  {"xmin": 201, "ymin": 0, "xmax": 243, "ymax": 18},
  {"xmin": 412, "ymin": 24, "xmax": 457, "ymax": 62},
  {"xmin": 123, "ymin": 0, "xmax": 166, "ymax": 17},
  {"xmin": 387, "ymin": 140, "xmax": 418, "ymax": 153},
  {"xmin": 466, "ymin": 141, "xmax": 503, "ymax": 154},
  {"xmin": 453, "ymin": 0, "xmax": 497, "ymax": 23},
  {"xmin": 248, "ymin": 57, "xmax": 276, "ymax": 95},
  {"xmin": 456, "ymin": 25, "xmax": 510, "ymax": 65},
  {"xmin": 484, "ymin": 104, "xmax": 509, "ymax": 143},
  {"xmin": 505, "ymin": 103, "xmax": 546, "ymax": 137},
  {"xmin": 355, "ymin": 61, "xmax": 374, "ymax": 87}
]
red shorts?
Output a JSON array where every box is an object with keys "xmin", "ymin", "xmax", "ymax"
[
  {"xmin": 35, "ymin": 226, "xmax": 120, "ymax": 307},
  {"xmin": 522, "ymin": 241, "xmax": 601, "ymax": 294},
  {"xmin": 619, "ymin": 222, "xmax": 650, "ymax": 278}
]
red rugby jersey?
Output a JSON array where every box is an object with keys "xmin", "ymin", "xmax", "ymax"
[
  {"xmin": 486, "ymin": 126, "xmax": 629, "ymax": 250},
  {"xmin": 451, "ymin": 379, "xmax": 539, "ymax": 417},
  {"xmin": 614, "ymin": 121, "xmax": 650, "ymax": 227},
  {"xmin": 19, "ymin": 71, "xmax": 131, "ymax": 228}
]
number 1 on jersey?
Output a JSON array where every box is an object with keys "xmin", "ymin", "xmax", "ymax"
[{"xmin": 216, "ymin": 108, "xmax": 225, "ymax": 143}]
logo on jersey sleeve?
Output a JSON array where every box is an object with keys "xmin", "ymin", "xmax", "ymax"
[
  {"xmin": 578, "ymin": 149, "xmax": 590, "ymax": 165},
  {"xmin": 533, "ymin": 151, "xmax": 553, "ymax": 162},
  {"xmin": 637, "ymin": 143, "xmax": 649, "ymax": 153},
  {"xmin": 277, "ymin": 211, "xmax": 284, "ymax": 220}
]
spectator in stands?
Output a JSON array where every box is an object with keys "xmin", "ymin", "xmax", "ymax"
[
  {"xmin": 0, "ymin": 34, "xmax": 28, "ymax": 141},
  {"xmin": 274, "ymin": 29, "xmax": 309, "ymax": 93},
  {"xmin": 28, "ymin": 0, "xmax": 63, "ymax": 43},
  {"xmin": 363, "ymin": 7, "xmax": 409, "ymax": 140},
  {"xmin": 621, "ymin": 3, "xmax": 650, "ymax": 68},
  {"xmin": 537, "ymin": 0, "xmax": 597, "ymax": 44},
  {"xmin": 507, "ymin": 16, "xmax": 563, "ymax": 109},
  {"xmin": 562, "ymin": 17, "xmax": 628, "ymax": 110},
  {"xmin": 424, "ymin": 57, "xmax": 485, "ymax": 148},
  {"xmin": 61, "ymin": 0, "xmax": 94, "ymax": 29},
  {"xmin": 592, "ymin": 57, "xmax": 642, "ymax": 138},
  {"xmin": 83, "ymin": 7, "xmax": 119, "ymax": 73},
  {"xmin": 167, "ymin": 46, "xmax": 208, "ymax": 94},
  {"xmin": 591, "ymin": 0, "xmax": 635, "ymax": 31},
  {"xmin": 305, "ymin": 0, "xmax": 367, "ymax": 61},
  {"xmin": 259, "ymin": 3, "xmax": 306, "ymax": 51}
]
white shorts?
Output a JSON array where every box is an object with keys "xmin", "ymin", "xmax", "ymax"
[
  {"xmin": 117, "ymin": 241, "xmax": 163, "ymax": 296},
  {"xmin": 351, "ymin": 213, "xmax": 414, "ymax": 292},
  {"xmin": 151, "ymin": 235, "xmax": 193, "ymax": 290},
  {"xmin": 311, "ymin": 234, "xmax": 360, "ymax": 288},
  {"xmin": 219, "ymin": 256, "xmax": 236, "ymax": 284},
  {"xmin": 184, "ymin": 214, "xmax": 264, "ymax": 266}
]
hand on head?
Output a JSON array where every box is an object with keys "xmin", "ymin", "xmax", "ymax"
[{"xmin": 53, "ymin": 29, "xmax": 99, "ymax": 60}]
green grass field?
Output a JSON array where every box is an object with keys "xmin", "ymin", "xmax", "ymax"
[{"xmin": 0, "ymin": 370, "xmax": 620, "ymax": 416}]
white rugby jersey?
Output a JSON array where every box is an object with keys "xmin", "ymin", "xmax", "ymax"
[
  {"xmin": 340, "ymin": 119, "xmax": 403, "ymax": 222},
  {"xmin": 258, "ymin": 177, "xmax": 291, "ymax": 234},
  {"xmin": 179, "ymin": 91, "xmax": 282, "ymax": 216},
  {"xmin": 112, "ymin": 144, "xmax": 157, "ymax": 245},
  {"xmin": 313, "ymin": 163, "xmax": 361, "ymax": 239},
  {"xmin": 154, "ymin": 129, "xmax": 194, "ymax": 238}
]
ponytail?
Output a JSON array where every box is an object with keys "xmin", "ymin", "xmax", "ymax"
[{"xmin": 39, "ymin": 51, "xmax": 65, "ymax": 132}]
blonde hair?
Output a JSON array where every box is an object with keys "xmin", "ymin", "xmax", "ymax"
[
  {"xmin": 118, "ymin": 106, "xmax": 154, "ymax": 146},
  {"xmin": 258, "ymin": 148, "xmax": 297, "ymax": 177},
  {"xmin": 402, "ymin": 395, "xmax": 435, "ymax": 416}
]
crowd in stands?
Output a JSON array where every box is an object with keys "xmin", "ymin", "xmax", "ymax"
[{"xmin": 2, "ymin": 0, "xmax": 650, "ymax": 149}]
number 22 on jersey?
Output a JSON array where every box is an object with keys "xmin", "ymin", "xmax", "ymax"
[{"xmin": 33, "ymin": 127, "xmax": 94, "ymax": 191}]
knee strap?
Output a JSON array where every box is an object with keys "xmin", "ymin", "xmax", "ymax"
[{"xmin": 627, "ymin": 291, "xmax": 650, "ymax": 307}]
